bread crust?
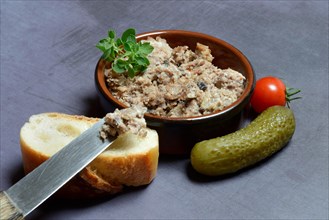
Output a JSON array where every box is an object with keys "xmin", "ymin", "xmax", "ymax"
[{"xmin": 19, "ymin": 112, "xmax": 159, "ymax": 198}]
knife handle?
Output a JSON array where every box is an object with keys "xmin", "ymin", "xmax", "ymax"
[{"xmin": 0, "ymin": 191, "xmax": 24, "ymax": 220}]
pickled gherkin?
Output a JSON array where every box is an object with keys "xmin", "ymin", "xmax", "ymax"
[{"xmin": 190, "ymin": 106, "xmax": 296, "ymax": 176}]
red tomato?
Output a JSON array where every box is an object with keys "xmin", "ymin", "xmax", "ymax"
[{"xmin": 250, "ymin": 76, "xmax": 286, "ymax": 113}]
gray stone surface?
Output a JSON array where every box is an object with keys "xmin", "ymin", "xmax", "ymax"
[{"xmin": 1, "ymin": 1, "xmax": 328, "ymax": 219}]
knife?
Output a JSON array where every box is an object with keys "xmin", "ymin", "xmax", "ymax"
[{"xmin": 0, "ymin": 118, "xmax": 113, "ymax": 220}]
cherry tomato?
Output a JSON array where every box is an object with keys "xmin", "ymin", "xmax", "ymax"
[{"xmin": 250, "ymin": 76, "xmax": 286, "ymax": 113}]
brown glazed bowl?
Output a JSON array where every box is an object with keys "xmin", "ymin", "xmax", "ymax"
[{"xmin": 95, "ymin": 30, "xmax": 255, "ymax": 156}]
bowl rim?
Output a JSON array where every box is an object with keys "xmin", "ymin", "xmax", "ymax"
[{"xmin": 95, "ymin": 29, "xmax": 255, "ymax": 123}]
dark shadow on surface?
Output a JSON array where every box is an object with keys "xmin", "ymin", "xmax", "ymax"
[
  {"xmin": 26, "ymin": 184, "xmax": 149, "ymax": 220},
  {"xmin": 241, "ymin": 103, "xmax": 259, "ymax": 127},
  {"xmin": 8, "ymin": 162, "xmax": 25, "ymax": 185},
  {"xmin": 26, "ymin": 195, "xmax": 112, "ymax": 220},
  {"xmin": 80, "ymin": 95, "xmax": 106, "ymax": 118},
  {"xmin": 159, "ymin": 154, "xmax": 189, "ymax": 162}
]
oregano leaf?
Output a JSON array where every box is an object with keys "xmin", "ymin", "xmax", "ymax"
[
  {"xmin": 112, "ymin": 63, "xmax": 126, "ymax": 74},
  {"xmin": 139, "ymin": 42, "xmax": 154, "ymax": 55},
  {"xmin": 96, "ymin": 28, "xmax": 154, "ymax": 77},
  {"xmin": 122, "ymin": 28, "xmax": 136, "ymax": 42},
  {"xmin": 108, "ymin": 30, "xmax": 116, "ymax": 39}
]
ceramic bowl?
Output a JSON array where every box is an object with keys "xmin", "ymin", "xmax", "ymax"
[{"xmin": 95, "ymin": 30, "xmax": 255, "ymax": 155}]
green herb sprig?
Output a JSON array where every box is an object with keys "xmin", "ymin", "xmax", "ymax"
[
  {"xmin": 285, "ymin": 87, "xmax": 302, "ymax": 108},
  {"xmin": 96, "ymin": 28, "xmax": 154, "ymax": 78}
]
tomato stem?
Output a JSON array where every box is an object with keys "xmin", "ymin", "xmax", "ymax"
[{"xmin": 286, "ymin": 87, "xmax": 302, "ymax": 108}]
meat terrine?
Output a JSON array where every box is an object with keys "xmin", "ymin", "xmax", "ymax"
[{"xmin": 104, "ymin": 37, "xmax": 246, "ymax": 117}]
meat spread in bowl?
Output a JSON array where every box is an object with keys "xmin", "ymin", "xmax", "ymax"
[{"xmin": 104, "ymin": 37, "xmax": 246, "ymax": 117}]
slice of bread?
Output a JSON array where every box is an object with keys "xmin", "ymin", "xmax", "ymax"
[{"xmin": 20, "ymin": 112, "xmax": 159, "ymax": 198}]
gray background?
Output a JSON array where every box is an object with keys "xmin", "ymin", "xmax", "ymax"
[{"xmin": 1, "ymin": 1, "xmax": 328, "ymax": 219}]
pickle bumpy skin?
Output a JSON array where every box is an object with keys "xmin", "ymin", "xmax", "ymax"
[{"xmin": 190, "ymin": 106, "xmax": 296, "ymax": 176}]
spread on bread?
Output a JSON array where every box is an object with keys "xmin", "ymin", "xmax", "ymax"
[{"xmin": 100, "ymin": 106, "xmax": 148, "ymax": 140}]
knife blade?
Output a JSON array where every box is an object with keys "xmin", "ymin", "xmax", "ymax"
[{"xmin": 0, "ymin": 118, "xmax": 113, "ymax": 220}]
